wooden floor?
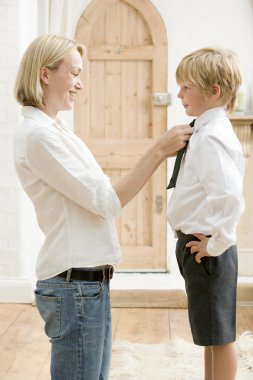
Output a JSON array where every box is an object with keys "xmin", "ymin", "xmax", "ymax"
[{"xmin": 0, "ymin": 304, "xmax": 252, "ymax": 379}]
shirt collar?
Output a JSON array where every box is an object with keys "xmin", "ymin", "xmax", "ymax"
[
  {"xmin": 193, "ymin": 107, "xmax": 226, "ymax": 133},
  {"xmin": 21, "ymin": 106, "xmax": 64, "ymax": 128}
]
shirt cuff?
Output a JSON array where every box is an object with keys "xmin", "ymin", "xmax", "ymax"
[
  {"xmin": 207, "ymin": 236, "xmax": 233, "ymax": 257},
  {"xmin": 103, "ymin": 186, "xmax": 124, "ymax": 219},
  {"xmin": 111, "ymin": 188, "xmax": 125, "ymax": 218}
]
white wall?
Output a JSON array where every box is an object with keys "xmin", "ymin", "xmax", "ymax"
[
  {"xmin": 156, "ymin": 0, "xmax": 253, "ymax": 125},
  {"xmin": 1, "ymin": 0, "xmax": 252, "ymax": 302},
  {"xmin": 0, "ymin": 0, "xmax": 42, "ymax": 302}
]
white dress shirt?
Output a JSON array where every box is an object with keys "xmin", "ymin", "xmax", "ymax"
[
  {"xmin": 14, "ymin": 106, "xmax": 123, "ymax": 280},
  {"xmin": 167, "ymin": 107, "xmax": 245, "ymax": 256}
]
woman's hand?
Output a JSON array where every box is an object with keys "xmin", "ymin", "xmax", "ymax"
[
  {"xmin": 156, "ymin": 124, "xmax": 193, "ymax": 158},
  {"xmin": 113, "ymin": 124, "xmax": 193, "ymax": 208}
]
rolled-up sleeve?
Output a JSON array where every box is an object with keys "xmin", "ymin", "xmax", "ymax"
[{"xmin": 26, "ymin": 127, "xmax": 122, "ymax": 219}]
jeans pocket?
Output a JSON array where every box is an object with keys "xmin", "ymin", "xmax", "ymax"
[
  {"xmin": 35, "ymin": 291, "xmax": 62, "ymax": 338},
  {"xmin": 81, "ymin": 282, "xmax": 103, "ymax": 299}
]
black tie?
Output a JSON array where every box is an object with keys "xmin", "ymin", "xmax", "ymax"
[{"xmin": 166, "ymin": 120, "xmax": 195, "ymax": 189}]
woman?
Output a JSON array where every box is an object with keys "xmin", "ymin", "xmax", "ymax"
[{"xmin": 13, "ymin": 34, "xmax": 192, "ymax": 380}]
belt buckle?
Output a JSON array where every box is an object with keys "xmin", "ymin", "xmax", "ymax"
[
  {"xmin": 102, "ymin": 266, "xmax": 114, "ymax": 281},
  {"xmin": 102, "ymin": 268, "xmax": 106, "ymax": 282},
  {"xmin": 98, "ymin": 266, "xmax": 114, "ymax": 281},
  {"xmin": 66, "ymin": 268, "xmax": 72, "ymax": 282},
  {"xmin": 109, "ymin": 266, "xmax": 114, "ymax": 280}
]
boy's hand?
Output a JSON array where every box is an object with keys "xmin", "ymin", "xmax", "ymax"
[{"xmin": 186, "ymin": 233, "xmax": 210, "ymax": 263}]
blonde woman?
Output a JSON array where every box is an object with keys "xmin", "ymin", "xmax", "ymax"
[{"xmin": 13, "ymin": 34, "xmax": 192, "ymax": 380}]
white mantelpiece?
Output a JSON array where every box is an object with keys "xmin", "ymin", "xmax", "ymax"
[{"xmin": 229, "ymin": 114, "xmax": 253, "ymax": 157}]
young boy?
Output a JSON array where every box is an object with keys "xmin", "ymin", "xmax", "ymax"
[{"xmin": 167, "ymin": 48, "xmax": 245, "ymax": 380}]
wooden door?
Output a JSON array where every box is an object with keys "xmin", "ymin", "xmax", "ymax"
[{"xmin": 75, "ymin": 0, "xmax": 168, "ymax": 271}]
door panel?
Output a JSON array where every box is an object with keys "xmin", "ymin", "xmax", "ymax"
[{"xmin": 75, "ymin": 0, "xmax": 168, "ymax": 270}]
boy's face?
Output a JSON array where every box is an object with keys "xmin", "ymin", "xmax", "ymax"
[{"xmin": 177, "ymin": 82, "xmax": 218, "ymax": 117}]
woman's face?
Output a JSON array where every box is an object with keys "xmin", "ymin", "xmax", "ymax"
[{"xmin": 40, "ymin": 49, "xmax": 83, "ymax": 119}]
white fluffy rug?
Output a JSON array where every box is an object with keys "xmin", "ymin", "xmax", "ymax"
[{"xmin": 110, "ymin": 332, "xmax": 253, "ymax": 380}]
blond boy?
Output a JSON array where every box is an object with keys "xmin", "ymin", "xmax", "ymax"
[{"xmin": 167, "ymin": 48, "xmax": 245, "ymax": 380}]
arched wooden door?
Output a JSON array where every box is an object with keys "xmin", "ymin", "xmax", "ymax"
[{"xmin": 75, "ymin": 0, "xmax": 168, "ymax": 271}]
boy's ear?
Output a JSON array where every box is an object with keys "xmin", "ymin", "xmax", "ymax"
[
  {"xmin": 212, "ymin": 84, "xmax": 221, "ymax": 98},
  {"xmin": 40, "ymin": 66, "xmax": 50, "ymax": 85}
]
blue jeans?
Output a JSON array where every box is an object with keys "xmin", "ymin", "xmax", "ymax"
[{"xmin": 35, "ymin": 276, "xmax": 112, "ymax": 380}]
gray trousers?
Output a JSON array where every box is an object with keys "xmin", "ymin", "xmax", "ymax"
[{"xmin": 176, "ymin": 231, "xmax": 238, "ymax": 346}]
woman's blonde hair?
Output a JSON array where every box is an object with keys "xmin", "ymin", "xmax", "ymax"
[
  {"xmin": 15, "ymin": 34, "xmax": 86, "ymax": 108},
  {"xmin": 176, "ymin": 47, "xmax": 242, "ymax": 113}
]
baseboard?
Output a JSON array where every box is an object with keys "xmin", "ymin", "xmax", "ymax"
[
  {"xmin": 0, "ymin": 278, "xmax": 34, "ymax": 303},
  {"xmin": 111, "ymin": 274, "xmax": 253, "ymax": 308},
  {"xmin": 111, "ymin": 288, "xmax": 187, "ymax": 308},
  {"xmin": 0, "ymin": 275, "xmax": 252, "ymax": 306},
  {"xmin": 237, "ymin": 278, "xmax": 253, "ymax": 305}
]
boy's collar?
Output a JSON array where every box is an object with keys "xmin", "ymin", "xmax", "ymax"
[{"xmin": 193, "ymin": 107, "xmax": 226, "ymax": 132}]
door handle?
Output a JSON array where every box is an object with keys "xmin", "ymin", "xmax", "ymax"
[
  {"xmin": 153, "ymin": 92, "xmax": 172, "ymax": 106},
  {"xmin": 155, "ymin": 195, "xmax": 163, "ymax": 215}
]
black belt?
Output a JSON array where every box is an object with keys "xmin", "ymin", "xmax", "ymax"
[
  {"xmin": 176, "ymin": 231, "xmax": 211, "ymax": 239},
  {"xmin": 56, "ymin": 266, "xmax": 114, "ymax": 282},
  {"xmin": 176, "ymin": 230, "xmax": 187, "ymax": 238}
]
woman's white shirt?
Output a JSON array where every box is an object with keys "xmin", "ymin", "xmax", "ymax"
[{"xmin": 14, "ymin": 106, "xmax": 123, "ymax": 280}]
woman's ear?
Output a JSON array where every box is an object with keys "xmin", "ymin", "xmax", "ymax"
[
  {"xmin": 40, "ymin": 66, "xmax": 50, "ymax": 85},
  {"xmin": 212, "ymin": 84, "xmax": 221, "ymax": 99}
]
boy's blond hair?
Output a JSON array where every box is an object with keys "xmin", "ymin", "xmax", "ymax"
[
  {"xmin": 15, "ymin": 34, "xmax": 86, "ymax": 109},
  {"xmin": 176, "ymin": 47, "xmax": 242, "ymax": 113}
]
